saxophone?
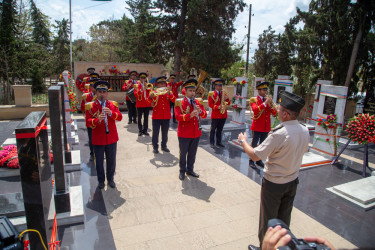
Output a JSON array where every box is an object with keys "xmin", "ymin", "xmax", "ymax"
[{"xmin": 220, "ymin": 90, "xmax": 227, "ymax": 114}]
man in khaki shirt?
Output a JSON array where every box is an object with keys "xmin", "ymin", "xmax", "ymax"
[{"xmin": 238, "ymin": 91, "xmax": 309, "ymax": 250}]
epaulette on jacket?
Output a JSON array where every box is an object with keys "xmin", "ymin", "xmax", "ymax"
[
  {"xmin": 175, "ymin": 98, "xmax": 182, "ymax": 108},
  {"xmin": 85, "ymin": 101, "xmax": 94, "ymax": 111},
  {"xmin": 82, "ymin": 93, "xmax": 89, "ymax": 101},
  {"xmin": 271, "ymin": 124, "xmax": 284, "ymax": 132},
  {"xmin": 249, "ymin": 97, "xmax": 257, "ymax": 103},
  {"xmin": 208, "ymin": 91, "xmax": 214, "ymax": 98},
  {"xmin": 111, "ymin": 100, "xmax": 119, "ymax": 108},
  {"xmin": 196, "ymin": 98, "xmax": 203, "ymax": 105}
]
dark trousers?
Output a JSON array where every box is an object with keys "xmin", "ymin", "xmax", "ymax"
[
  {"xmin": 170, "ymin": 101, "xmax": 176, "ymax": 122},
  {"xmin": 93, "ymin": 142, "xmax": 117, "ymax": 184},
  {"xmin": 152, "ymin": 119, "xmax": 170, "ymax": 149},
  {"xmin": 87, "ymin": 127, "xmax": 94, "ymax": 156},
  {"xmin": 178, "ymin": 137, "xmax": 200, "ymax": 173},
  {"xmin": 137, "ymin": 107, "xmax": 150, "ymax": 132},
  {"xmin": 126, "ymin": 100, "xmax": 137, "ymax": 122},
  {"xmin": 210, "ymin": 118, "xmax": 226, "ymax": 144},
  {"xmin": 258, "ymin": 178, "xmax": 298, "ymax": 245},
  {"xmin": 250, "ymin": 131, "xmax": 269, "ymax": 164}
]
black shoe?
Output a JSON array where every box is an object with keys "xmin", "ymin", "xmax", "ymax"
[
  {"xmin": 108, "ymin": 181, "xmax": 116, "ymax": 188},
  {"xmin": 98, "ymin": 183, "xmax": 105, "ymax": 189},
  {"xmin": 216, "ymin": 142, "xmax": 225, "ymax": 147},
  {"xmin": 138, "ymin": 131, "xmax": 143, "ymax": 136},
  {"xmin": 128, "ymin": 120, "xmax": 132, "ymax": 124},
  {"xmin": 249, "ymin": 160, "xmax": 257, "ymax": 169},
  {"xmin": 161, "ymin": 147, "xmax": 170, "ymax": 152},
  {"xmin": 256, "ymin": 160, "xmax": 264, "ymax": 168},
  {"xmin": 179, "ymin": 172, "xmax": 185, "ymax": 180},
  {"xmin": 173, "ymin": 120, "xmax": 177, "ymax": 123},
  {"xmin": 210, "ymin": 143, "xmax": 215, "ymax": 147},
  {"xmin": 133, "ymin": 120, "xmax": 137, "ymax": 124},
  {"xmin": 153, "ymin": 148, "xmax": 159, "ymax": 154},
  {"xmin": 89, "ymin": 154, "xmax": 94, "ymax": 161},
  {"xmin": 143, "ymin": 131, "xmax": 150, "ymax": 136},
  {"xmin": 248, "ymin": 245, "xmax": 260, "ymax": 250},
  {"xmin": 186, "ymin": 171, "xmax": 199, "ymax": 178}
]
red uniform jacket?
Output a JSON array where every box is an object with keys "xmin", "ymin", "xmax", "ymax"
[
  {"xmin": 167, "ymin": 81, "xmax": 183, "ymax": 99},
  {"xmin": 175, "ymin": 97, "xmax": 207, "ymax": 138},
  {"xmin": 134, "ymin": 83, "xmax": 152, "ymax": 108},
  {"xmin": 122, "ymin": 79, "xmax": 138, "ymax": 101},
  {"xmin": 147, "ymin": 91, "xmax": 176, "ymax": 119},
  {"xmin": 250, "ymin": 96, "xmax": 277, "ymax": 133},
  {"xmin": 208, "ymin": 91, "xmax": 231, "ymax": 119},
  {"xmin": 81, "ymin": 92, "xmax": 96, "ymax": 114},
  {"xmin": 75, "ymin": 73, "xmax": 89, "ymax": 92},
  {"xmin": 85, "ymin": 100, "xmax": 123, "ymax": 145}
]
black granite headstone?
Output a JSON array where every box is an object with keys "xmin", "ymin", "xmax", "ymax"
[
  {"xmin": 57, "ymin": 82, "xmax": 72, "ymax": 164},
  {"xmin": 364, "ymin": 79, "xmax": 375, "ymax": 115},
  {"xmin": 48, "ymin": 86, "xmax": 71, "ymax": 214},
  {"xmin": 15, "ymin": 111, "xmax": 52, "ymax": 250}
]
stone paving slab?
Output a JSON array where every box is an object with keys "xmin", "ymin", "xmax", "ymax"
[{"xmin": 101, "ymin": 118, "xmax": 357, "ymax": 249}]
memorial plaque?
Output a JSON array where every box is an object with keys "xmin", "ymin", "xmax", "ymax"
[
  {"xmin": 323, "ymin": 96, "xmax": 337, "ymax": 115},
  {"xmin": 276, "ymin": 86, "xmax": 286, "ymax": 103},
  {"xmin": 364, "ymin": 79, "xmax": 375, "ymax": 115},
  {"xmin": 100, "ymin": 76, "xmax": 128, "ymax": 92}
]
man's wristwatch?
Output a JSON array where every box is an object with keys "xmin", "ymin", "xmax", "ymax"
[{"xmin": 239, "ymin": 139, "xmax": 245, "ymax": 146}]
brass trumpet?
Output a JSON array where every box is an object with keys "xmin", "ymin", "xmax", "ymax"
[
  {"xmin": 146, "ymin": 83, "xmax": 154, "ymax": 90},
  {"xmin": 220, "ymin": 90, "xmax": 227, "ymax": 114},
  {"xmin": 267, "ymin": 95, "xmax": 278, "ymax": 110}
]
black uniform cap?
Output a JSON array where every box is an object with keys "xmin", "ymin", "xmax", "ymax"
[{"xmin": 279, "ymin": 91, "xmax": 305, "ymax": 113}]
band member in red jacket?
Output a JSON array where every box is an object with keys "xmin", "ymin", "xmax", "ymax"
[
  {"xmin": 175, "ymin": 79, "xmax": 207, "ymax": 180},
  {"xmin": 167, "ymin": 74, "xmax": 183, "ymax": 123},
  {"xmin": 148, "ymin": 76, "xmax": 176, "ymax": 154},
  {"xmin": 134, "ymin": 72, "xmax": 152, "ymax": 136},
  {"xmin": 208, "ymin": 79, "xmax": 231, "ymax": 147},
  {"xmin": 249, "ymin": 81, "xmax": 277, "ymax": 169},
  {"xmin": 122, "ymin": 71, "xmax": 138, "ymax": 124},
  {"xmin": 86, "ymin": 80, "xmax": 123, "ymax": 189},
  {"xmin": 81, "ymin": 76, "xmax": 99, "ymax": 161}
]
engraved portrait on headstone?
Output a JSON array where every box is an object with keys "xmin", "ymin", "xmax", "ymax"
[
  {"xmin": 323, "ymin": 96, "xmax": 337, "ymax": 115},
  {"xmin": 276, "ymin": 86, "xmax": 286, "ymax": 103}
]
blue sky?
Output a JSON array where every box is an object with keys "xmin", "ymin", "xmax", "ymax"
[{"xmin": 36, "ymin": 0, "xmax": 310, "ymax": 60}]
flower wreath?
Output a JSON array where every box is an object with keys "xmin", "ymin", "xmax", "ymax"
[
  {"xmin": 232, "ymin": 78, "xmax": 247, "ymax": 85},
  {"xmin": 345, "ymin": 113, "xmax": 375, "ymax": 144}
]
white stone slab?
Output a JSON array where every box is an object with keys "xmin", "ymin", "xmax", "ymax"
[
  {"xmin": 327, "ymin": 176, "xmax": 375, "ymax": 210},
  {"xmin": 63, "ymin": 150, "xmax": 81, "ymax": 171},
  {"xmin": 201, "ymin": 123, "xmax": 247, "ymax": 133}
]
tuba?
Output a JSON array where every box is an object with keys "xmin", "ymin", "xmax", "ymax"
[{"xmin": 195, "ymin": 70, "xmax": 208, "ymax": 98}]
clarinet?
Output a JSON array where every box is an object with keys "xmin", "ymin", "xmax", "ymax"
[
  {"xmin": 101, "ymin": 97, "xmax": 110, "ymax": 134},
  {"xmin": 191, "ymin": 97, "xmax": 202, "ymax": 130}
]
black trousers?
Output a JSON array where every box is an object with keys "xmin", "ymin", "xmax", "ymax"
[
  {"xmin": 258, "ymin": 178, "xmax": 298, "ymax": 245},
  {"xmin": 87, "ymin": 127, "xmax": 94, "ymax": 156},
  {"xmin": 126, "ymin": 100, "xmax": 137, "ymax": 122},
  {"xmin": 170, "ymin": 101, "xmax": 176, "ymax": 121},
  {"xmin": 137, "ymin": 107, "xmax": 150, "ymax": 132},
  {"xmin": 209, "ymin": 118, "xmax": 226, "ymax": 144},
  {"xmin": 250, "ymin": 131, "xmax": 269, "ymax": 164},
  {"xmin": 152, "ymin": 119, "xmax": 170, "ymax": 149},
  {"xmin": 93, "ymin": 142, "xmax": 117, "ymax": 184},
  {"xmin": 178, "ymin": 137, "xmax": 200, "ymax": 173}
]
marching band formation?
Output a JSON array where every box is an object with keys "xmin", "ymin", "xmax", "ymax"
[{"xmin": 78, "ymin": 68, "xmax": 286, "ymax": 185}]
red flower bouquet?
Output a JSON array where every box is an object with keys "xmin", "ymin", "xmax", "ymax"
[{"xmin": 345, "ymin": 113, "xmax": 375, "ymax": 145}]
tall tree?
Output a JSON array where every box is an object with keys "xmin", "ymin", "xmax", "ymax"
[
  {"xmin": 30, "ymin": 0, "xmax": 51, "ymax": 49},
  {"xmin": 52, "ymin": 19, "xmax": 70, "ymax": 75},
  {"xmin": 155, "ymin": 0, "xmax": 245, "ymax": 76},
  {"xmin": 0, "ymin": 0, "xmax": 18, "ymax": 104}
]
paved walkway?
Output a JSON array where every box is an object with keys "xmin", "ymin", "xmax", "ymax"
[{"xmin": 101, "ymin": 117, "xmax": 356, "ymax": 249}]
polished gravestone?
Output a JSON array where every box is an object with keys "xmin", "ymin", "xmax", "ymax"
[
  {"xmin": 14, "ymin": 111, "xmax": 53, "ymax": 249},
  {"xmin": 49, "ymin": 86, "xmax": 71, "ymax": 214}
]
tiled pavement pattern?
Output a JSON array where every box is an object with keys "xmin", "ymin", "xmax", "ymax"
[{"xmin": 106, "ymin": 116, "xmax": 356, "ymax": 249}]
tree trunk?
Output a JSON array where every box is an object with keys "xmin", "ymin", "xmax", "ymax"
[
  {"xmin": 345, "ymin": 23, "xmax": 364, "ymax": 87},
  {"xmin": 173, "ymin": 0, "xmax": 188, "ymax": 81}
]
